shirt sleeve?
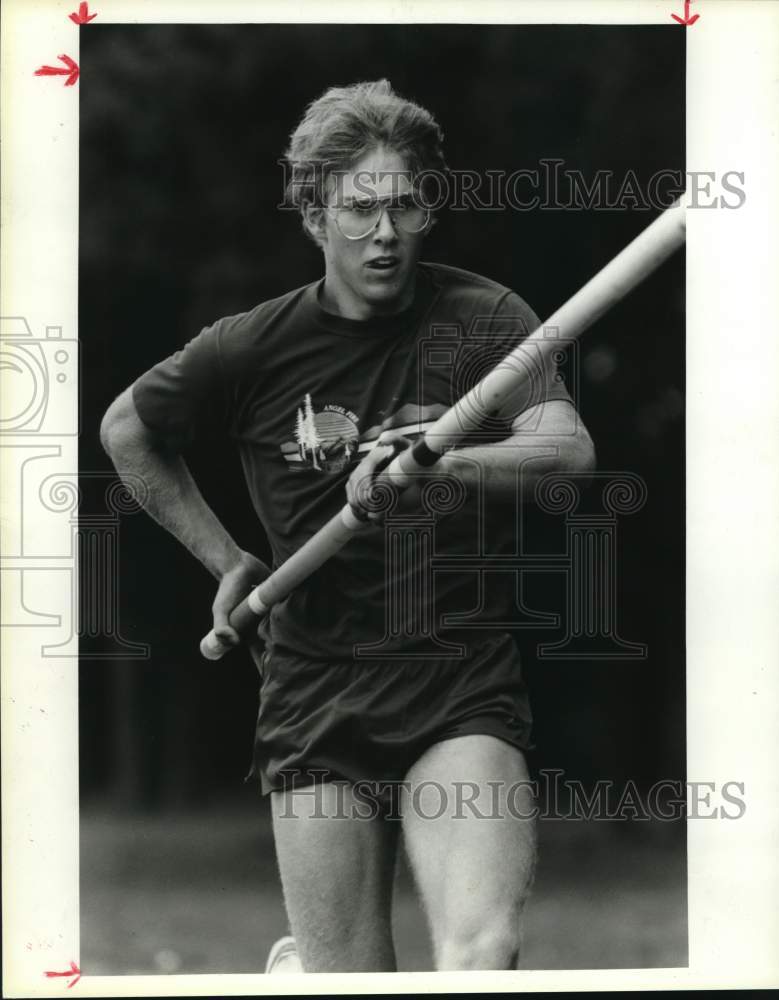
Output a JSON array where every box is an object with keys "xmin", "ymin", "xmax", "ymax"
[
  {"xmin": 131, "ymin": 318, "xmax": 233, "ymax": 450},
  {"xmin": 469, "ymin": 289, "xmax": 574, "ymax": 431}
]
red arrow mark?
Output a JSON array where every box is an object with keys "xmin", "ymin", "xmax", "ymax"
[
  {"xmin": 69, "ymin": 2, "xmax": 97, "ymax": 24},
  {"xmin": 44, "ymin": 960, "xmax": 81, "ymax": 988},
  {"xmin": 34, "ymin": 54, "xmax": 80, "ymax": 87},
  {"xmin": 671, "ymin": 0, "xmax": 700, "ymax": 25}
]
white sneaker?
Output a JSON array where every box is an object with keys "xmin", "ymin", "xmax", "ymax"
[{"xmin": 265, "ymin": 935, "xmax": 302, "ymax": 974}]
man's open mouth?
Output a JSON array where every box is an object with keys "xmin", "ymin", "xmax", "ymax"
[{"xmin": 366, "ymin": 257, "xmax": 400, "ymax": 270}]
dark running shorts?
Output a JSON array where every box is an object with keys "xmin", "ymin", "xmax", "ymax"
[{"xmin": 246, "ymin": 632, "xmax": 533, "ymax": 798}]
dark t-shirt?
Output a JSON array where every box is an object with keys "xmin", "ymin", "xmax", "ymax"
[{"xmin": 133, "ymin": 262, "xmax": 572, "ymax": 659}]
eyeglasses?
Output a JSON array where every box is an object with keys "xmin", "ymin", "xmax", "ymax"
[{"xmin": 326, "ymin": 196, "xmax": 430, "ymax": 240}]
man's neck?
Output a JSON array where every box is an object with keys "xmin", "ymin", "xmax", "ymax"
[{"xmin": 319, "ymin": 274, "xmax": 417, "ymax": 321}]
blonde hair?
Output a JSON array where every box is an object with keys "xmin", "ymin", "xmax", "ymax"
[{"xmin": 284, "ymin": 79, "xmax": 448, "ymax": 211}]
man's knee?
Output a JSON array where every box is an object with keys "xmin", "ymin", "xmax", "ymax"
[{"xmin": 437, "ymin": 911, "xmax": 521, "ymax": 970}]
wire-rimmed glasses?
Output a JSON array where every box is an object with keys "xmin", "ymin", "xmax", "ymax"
[{"xmin": 326, "ymin": 194, "xmax": 430, "ymax": 240}]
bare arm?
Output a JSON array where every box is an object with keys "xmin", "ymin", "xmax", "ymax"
[
  {"xmin": 100, "ymin": 387, "xmax": 269, "ymax": 645},
  {"xmin": 347, "ymin": 399, "xmax": 595, "ymax": 517},
  {"xmin": 435, "ymin": 398, "xmax": 596, "ymax": 501}
]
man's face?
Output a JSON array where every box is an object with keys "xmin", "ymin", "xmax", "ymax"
[{"xmin": 310, "ymin": 146, "xmax": 429, "ymax": 320}]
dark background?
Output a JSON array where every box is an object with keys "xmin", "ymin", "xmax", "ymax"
[{"xmin": 78, "ymin": 24, "xmax": 686, "ymax": 972}]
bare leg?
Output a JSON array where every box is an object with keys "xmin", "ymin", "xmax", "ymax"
[
  {"xmin": 401, "ymin": 734, "xmax": 537, "ymax": 970},
  {"xmin": 270, "ymin": 782, "xmax": 399, "ymax": 972}
]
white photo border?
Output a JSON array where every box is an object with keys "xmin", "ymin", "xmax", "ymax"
[{"xmin": 2, "ymin": 0, "xmax": 778, "ymax": 995}]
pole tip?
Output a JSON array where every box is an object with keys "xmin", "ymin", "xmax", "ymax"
[{"xmin": 200, "ymin": 630, "xmax": 230, "ymax": 661}]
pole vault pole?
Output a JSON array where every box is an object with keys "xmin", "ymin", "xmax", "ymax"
[{"xmin": 200, "ymin": 197, "xmax": 686, "ymax": 660}]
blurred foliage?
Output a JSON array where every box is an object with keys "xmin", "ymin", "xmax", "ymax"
[{"xmin": 79, "ymin": 25, "xmax": 685, "ymax": 808}]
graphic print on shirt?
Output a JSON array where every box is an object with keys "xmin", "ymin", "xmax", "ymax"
[
  {"xmin": 279, "ymin": 393, "xmax": 360, "ymax": 473},
  {"xmin": 280, "ymin": 394, "xmax": 447, "ymax": 473}
]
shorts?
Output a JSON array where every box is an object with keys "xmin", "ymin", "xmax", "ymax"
[{"xmin": 246, "ymin": 632, "xmax": 533, "ymax": 797}]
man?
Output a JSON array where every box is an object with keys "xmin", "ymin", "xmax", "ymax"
[{"xmin": 101, "ymin": 79, "xmax": 595, "ymax": 972}]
